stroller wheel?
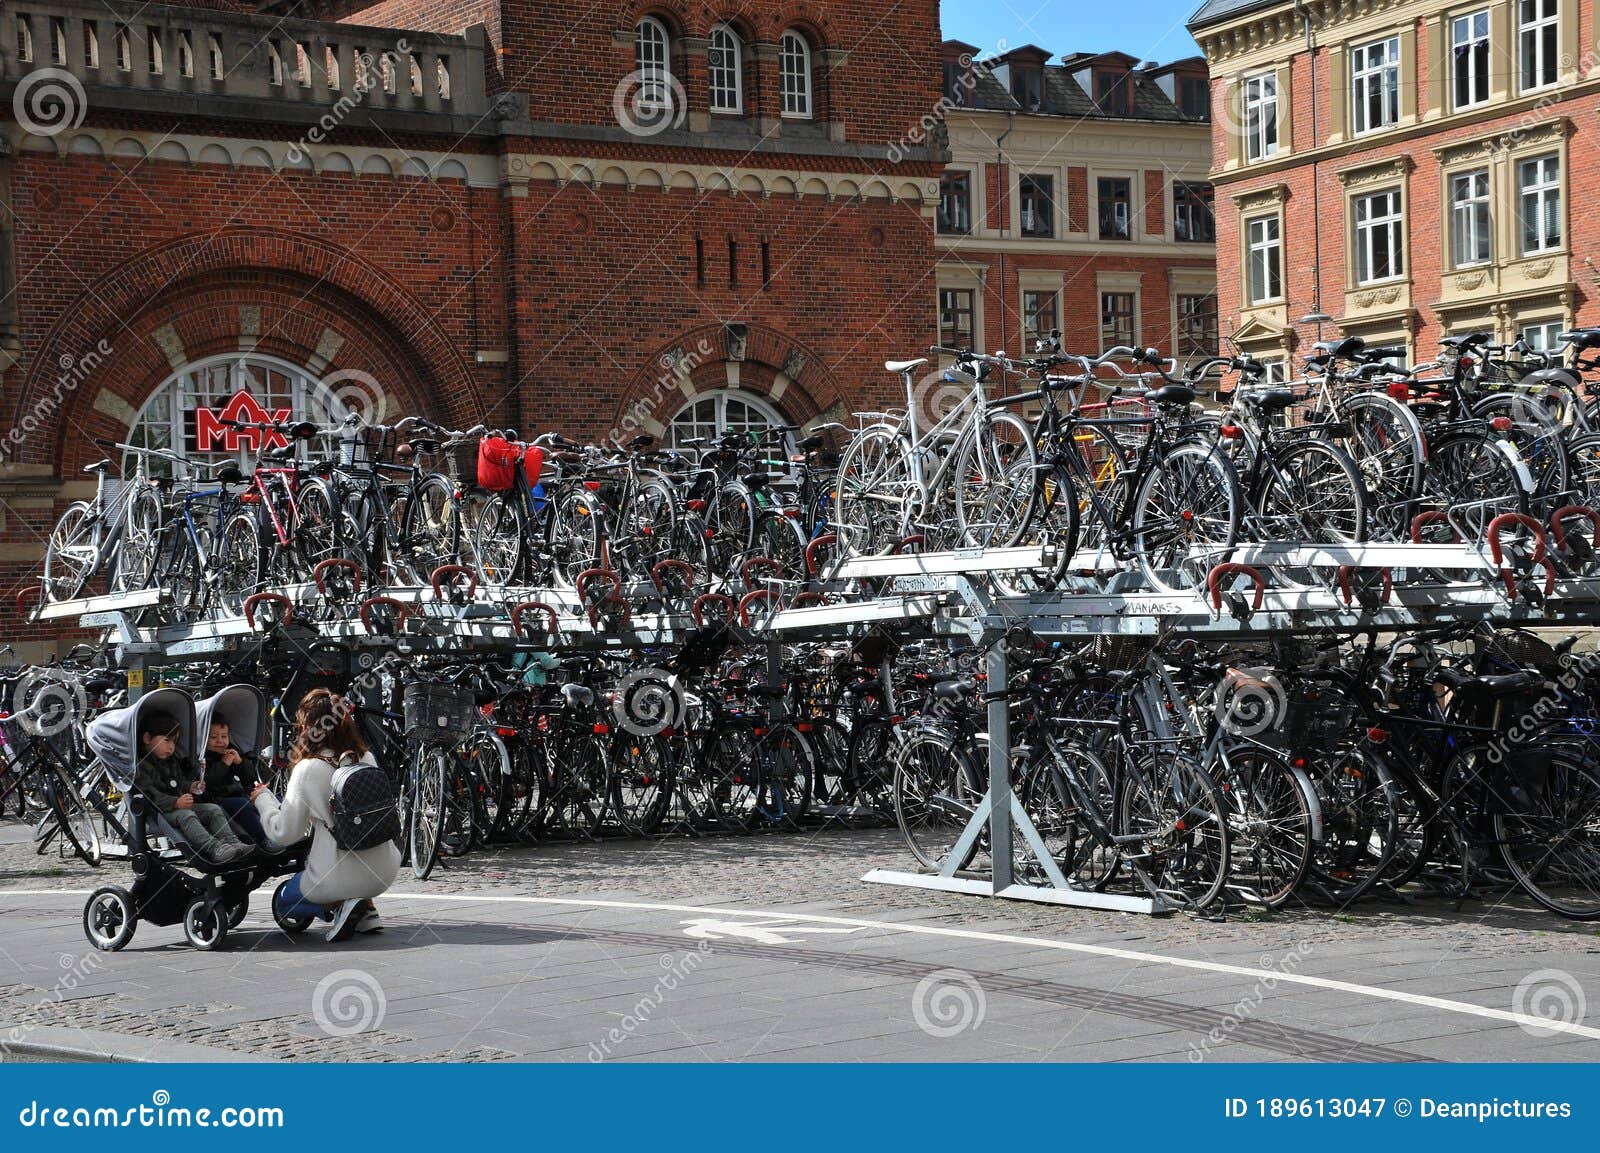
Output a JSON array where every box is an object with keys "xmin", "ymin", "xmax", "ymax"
[
  {"xmin": 226, "ymin": 896, "xmax": 249, "ymax": 930},
  {"xmin": 272, "ymin": 879, "xmax": 314, "ymax": 935},
  {"xmin": 83, "ymin": 886, "xmax": 137, "ymax": 952},
  {"xmin": 182, "ymin": 897, "xmax": 229, "ymax": 951}
]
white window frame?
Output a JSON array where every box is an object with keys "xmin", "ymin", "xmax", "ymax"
[
  {"xmin": 1519, "ymin": 153, "xmax": 1562, "ymax": 255},
  {"xmin": 635, "ymin": 16, "xmax": 671, "ymax": 110},
  {"xmin": 1099, "ymin": 290, "xmax": 1140, "ymax": 352},
  {"xmin": 1246, "ymin": 214, "xmax": 1282, "ymax": 305},
  {"xmin": 1352, "ymin": 35, "xmax": 1401, "ymax": 136},
  {"xmin": 667, "ymin": 390, "xmax": 787, "ymax": 453},
  {"xmin": 1451, "ymin": 9, "xmax": 1491, "ymax": 110},
  {"xmin": 1521, "ymin": 319, "xmax": 1566, "ymax": 352},
  {"xmin": 1243, "ymin": 71, "xmax": 1278, "ymax": 162},
  {"xmin": 1450, "ymin": 168, "xmax": 1492, "ymax": 269},
  {"xmin": 779, "ymin": 30, "xmax": 812, "ymax": 119},
  {"xmin": 1354, "ymin": 187, "xmax": 1405, "ymax": 286},
  {"xmin": 708, "ymin": 23, "xmax": 743, "ymax": 114},
  {"xmin": 1519, "ymin": 0, "xmax": 1560, "ymax": 93}
]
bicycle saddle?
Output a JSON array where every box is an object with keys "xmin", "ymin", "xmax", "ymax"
[
  {"xmin": 1434, "ymin": 668, "xmax": 1544, "ymax": 696},
  {"xmin": 561, "ymin": 683, "xmax": 595, "ymax": 709},
  {"xmin": 931, "ymin": 678, "xmax": 971, "ymax": 702},
  {"xmin": 1561, "ymin": 328, "xmax": 1600, "ymax": 349},
  {"xmin": 1239, "ymin": 388, "xmax": 1296, "ymax": 412},
  {"xmin": 1440, "ymin": 332, "xmax": 1491, "ymax": 350},
  {"xmin": 215, "ymin": 463, "xmax": 248, "ymax": 485},
  {"xmin": 742, "ymin": 471, "xmax": 776, "ymax": 487},
  {"xmin": 886, "ymin": 358, "xmax": 929, "ymax": 374},
  {"xmin": 1358, "ymin": 345, "xmax": 1405, "ymax": 363},
  {"xmin": 796, "ymin": 434, "xmax": 823, "ymax": 451},
  {"xmin": 1146, "ymin": 384, "xmax": 1196, "ymax": 407},
  {"xmin": 82, "ymin": 458, "xmax": 111, "ymax": 474}
]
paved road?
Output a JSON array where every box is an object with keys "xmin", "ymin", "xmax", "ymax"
[{"xmin": 1, "ymin": 822, "xmax": 1598, "ymax": 1062}]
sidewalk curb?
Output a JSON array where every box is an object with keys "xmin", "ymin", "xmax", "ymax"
[{"xmin": 0, "ymin": 1022, "xmax": 274, "ymax": 1063}]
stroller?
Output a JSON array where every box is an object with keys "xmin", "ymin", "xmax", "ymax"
[{"xmin": 80, "ymin": 686, "xmax": 303, "ymax": 951}]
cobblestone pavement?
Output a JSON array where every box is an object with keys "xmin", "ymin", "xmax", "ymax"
[{"xmin": 2, "ymin": 820, "xmax": 1599, "ymax": 1062}]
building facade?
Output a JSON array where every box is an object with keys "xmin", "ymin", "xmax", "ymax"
[
  {"xmin": 1191, "ymin": 0, "xmax": 1598, "ymax": 375},
  {"xmin": 935, "ymin": 42, "xmax": 1216, "ymax": 363},
  {"xmin": 0, "ymin": 0, "xmax": 947, "ymax": 654}
]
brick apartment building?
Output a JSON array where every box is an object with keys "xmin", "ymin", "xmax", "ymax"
[
  {"xmin": 1191, "ymin": 0, "xmax": 1598, "ymax": 376},
  {"xmin": 0, "ymin": 0, "xmax": 948, "ymax": 654},
  {"xmin": 935, "ymin": 42, "xmax": 1217, "ymax": 363}
]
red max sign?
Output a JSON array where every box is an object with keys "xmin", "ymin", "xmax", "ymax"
[{"xmin": 187, "ymin": 389, "xmax": 294, "ymax": 453}]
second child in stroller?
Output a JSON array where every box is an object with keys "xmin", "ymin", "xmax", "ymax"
[
  {"xmin": 135, "ymin": 711, "xmax": 252, "ymax": 865},
  {"xmin": 204, "ymin": 719, "xmax": 270, "ymax": 846}
]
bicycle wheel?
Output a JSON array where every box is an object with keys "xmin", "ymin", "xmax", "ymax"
[
  {"xmin": 1255, "ymin": 439, "xmax": 1367, "ymax": 587},
  {"xmin": 294, "ymin": 477, "xmax": 339, "ymax": 576},
  {"xmin": 610, "ymin": 732, "xmax": 673, "ymax": 835},
  {"xmin": 547, "ymin": 489, "xmax": 606, "ymax": 590},
  {"xmin": 705, "ymin": 723, "xmax": 760, "ymax": 831},
  {"xmin": 710, "ymin": 481, "xmax": 756, "ymax": 580},
  {"xmin": 1215, "ymin": 747, "xmax": 1314, "ymax": 908},
  {"xmin": 1116, "ymin": 750, "xmax": 1230, "ymax": 911},
  {"xmin": 551, "ymin": 730, "xmax": 611, "ymax": 835},
  {"xmin": 845, "ymin": 715, "xmax": 896, "ymax": 812},
  {"xmin": 474, "ymin": 491, "xmax": 525, "ymax": 586},
  {"xmin": 754, "ymin": 511, "xmax": 808, "ymax": 584},
  {"xmin": 616, "ymin": 477, "xmax": 677, "ymax": 582},
  {"xmin": 1020, "ymin": 741, "xmax": 1121, "ymax": 890},
  {"xmin": 216, "ymin": 511, "xmax": 263, "ymax": 617},
  {"xmin": 1304, "ymin": 745, "xmax": 1402, "ymax": 907},
  {"xmin": 408, "ymin": 744, "xmax": 449, "ymax": 880},
  {"xmin": 954, "ymin": 410, "xmax": 1039, "ymax": 548},
  {"xmin": 1130, "ymin": 441, "xmax": 1241, "ymax": 593},
  {"xmin": 1334, "ymin": 392, "xmax": 1425, "ymax": 539},
  {"xmin": 397, "ymin": 472, "xmax": 462, "ymax": 585},
  {"xmin": 753, "ymin": 722, "xmax": 815, "ymax": 825},
  {"xmin": 46, "ymin": 768, "xmax": 102, "ymax": 868},
  {"xmin": 1472, "ymin": 393, "xmax": 1569, "ymax": 508},
  {"xmin": 891, "ymin": 729, "xmax": 984, "ymax": 871},
  {"xmin": 460, "ymin": 731, "xmax": 510, "ymax": 845},
  {"xmin": 834, "ymin": 425, "xmax": 911, "ymax": 557},
  {"xmin": 1423, "ymin": 431, "xmax": 1530, "ymax": 540},
  {"xmin": 1497, "ymin": 750, "xmax": 1600, "ymax": 919},
  {"xmin": 112, "ymin": 485, "xmax": 164, "ymax": 593},
  {"xmin": 43, "ymin": 502, "xmax": 95, "ymax": 602}
]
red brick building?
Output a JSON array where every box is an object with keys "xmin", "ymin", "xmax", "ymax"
[
  {"xmin": 935, "ymin": 42, "xmax": 1216, "ymax": 364},
  {"xmin": 1192, "ymin": 0, "xmax": 1596, "ymax": 375},
  {"xmin": 0, "ymin": 0, "xmax": 947, "ymax": 654}
]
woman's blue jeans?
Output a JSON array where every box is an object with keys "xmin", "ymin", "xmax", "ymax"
[{"xmin": 276, "ymin": 872, "xmax": 331, "ymax": 922}]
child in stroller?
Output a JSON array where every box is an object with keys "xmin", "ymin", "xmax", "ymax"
[
  {"xmin": 134, "ymin": 710, "xmax": 252, "ymax": 866},
  {"xmin": 81, "ymin": 686, "xmax": 304, "ymax": 952},
  {"xmin": 197, "ymin": 685, "xmax": 272, "ymax": 847}
]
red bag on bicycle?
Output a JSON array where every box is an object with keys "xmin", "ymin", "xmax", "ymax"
[{"xmin": 477, "ymin": 436, "xmax": 543, "ymax": 492}]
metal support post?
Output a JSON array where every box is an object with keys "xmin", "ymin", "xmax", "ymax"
[{"xmin": 985, "ymin": 642, "xmax": 1012, "ymax": 891}]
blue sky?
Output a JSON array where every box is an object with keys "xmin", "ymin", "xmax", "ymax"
[{"xmin": 940, "ymin": 0, "xmax": 1202, "ymax": 62}]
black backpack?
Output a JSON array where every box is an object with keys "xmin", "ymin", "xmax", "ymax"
[{"xmin": 328, "ymin": 756, "xmax": 401, "ymax": 851}]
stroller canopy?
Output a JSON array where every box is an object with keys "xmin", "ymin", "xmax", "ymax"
[
  {"xmin": 86, "ymin": 687, "xmax": 197, "ymax": 788},
  {"xmin": 195, "ymin": 684, "xmax": 270, "ymax": 759}
]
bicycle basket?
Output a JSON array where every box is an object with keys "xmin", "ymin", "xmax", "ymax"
[
  {"xmin": 402, "ymin": 681, "xmax": 478, "ymax": 737},
  {"xmin": 477, "ymin": 436, "xmax": 543, "ymax": 493},
  {"xmin": 1482, "ymin": 629, "xmax": 1570, "ymax": 679},
  {"xmin": 1280, "ymin": 684, "xmax": 1361, "ymax": 751}
]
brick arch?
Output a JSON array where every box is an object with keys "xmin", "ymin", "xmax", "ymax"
[
  {"xmin": 17, "ymin": 226, "xmax": 482, "ymax": 467},
  {"xmin": 756, "ymin": 4, "xmax": 835, "ymax": 44},
  {"xmin": 51, "ymin": 271, "xmax": 455, "ymax": 471},
  {"xmin": 612, "ymin": 323, "xmax": 848, "ymax": 437},
  {"xmin": 619, "ymin": 0, "xmax": 692, "ymax": 36}
]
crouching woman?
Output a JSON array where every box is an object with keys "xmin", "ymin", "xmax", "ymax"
[{"xmin": 252, "ymin": 688, "xmax": 401, "ymax": 941}]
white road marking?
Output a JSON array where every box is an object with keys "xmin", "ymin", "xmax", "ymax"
[
  {"xmin": 679, "ymin": 916, "xmax": 865, "ymax": 944},
  {"xmin": 6, "ymin": 887, "xmax": 1598, "ymax": 1042}
]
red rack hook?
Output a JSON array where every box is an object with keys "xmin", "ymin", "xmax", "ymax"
[
  {"xmin": 244, "ymin": 592, "xmax": 295, "ymax": 631},
  {"xmin": 740, "ymin": 556, "xmax": 783, "ymax": 590},
  {"xmin": 586, "ymin": 594, "xmax": 632, "ymax": 630},
  {"xmin": 510, "ymin": 601, "xmax": 559, "ymax": 636},
  {"xmin": 804, "ymin": 533, "xmax": 838, "ymax": 577},
  {"xmin": 692, "ymin": 593, "xmax": 736, "ymax": 628},
  {"xmin": 358, "ymin": 596, "xmax": 410, "ymax": 635},
  {"xmin": 1548, "ymin": 505, "xmax": 1600, "ymax": 554},
  {"xmin": 790, "ymin": 591, "xmax": 826, "ymax": 609},
  {"xmin": 429, "ymin": 564, "xmax": 479, "ymax": 600},
  {"xmin": 650, "ymin": 559, "xmax": 695, "ymax": 596},
  {"xmin": 1336, "ymin": 565, "xmax": 1392, "ymax": 607},
  {"xmin": 738, "ymin": 588, "xmax": 782, "ymax": 628},
  {"xmin": 1207, "ymin": 563, "xmax": 1266, "ymax": 613},
  {"xmin": 1486, "ymin": 513, "xmax": 1548, "ymax": 567},
  {"xmin": 14, "ymin": 585, "xmax": 41, "ymax": 619},
  {"xmin": 313, "ymin": 558, "xmax": 362, "ymax": 598},
  {"xmin": 890, "ymin": 534, "xmax": 926, "ymax": 555},
  {"xmin": 1409, "ymin": 510, "xmax": 1460, "ymax": 544}
]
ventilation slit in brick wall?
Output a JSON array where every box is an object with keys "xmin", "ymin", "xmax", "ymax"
[{"xmin": 728, "ymin": 238, "xmax": 738, "ymax": 288}]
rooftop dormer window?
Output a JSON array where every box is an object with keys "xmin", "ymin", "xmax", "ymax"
[
  {"xmin": 1178, "ymin": 74, "xmax": 1210, "ymax": 119},
  {"xmin": 1094, "ymin": 69, "xmax": 1133, "ymax": 115},
  {"xmin": 1011, "ymin": 65, "xmax": 1043, "ymax": 111}
]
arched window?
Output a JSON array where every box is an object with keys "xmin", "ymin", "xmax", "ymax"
[
  {"xmin": 707, "ymin": 23, "xmax": 742, "ymax": 113},
  {"xmin": 635, "ymin": 16, "xmax": 671, "ymax": 108},
  {"xmin": 779, "ymin": 30, "xmax": 812, "ymax": 119},
  {"xmin": 667, "ymin": 389, "xmax": 786, "ymax": 452},
  {"xmin": 124, "ymin": 354, "xmax": 362, "ymax": 478}
]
